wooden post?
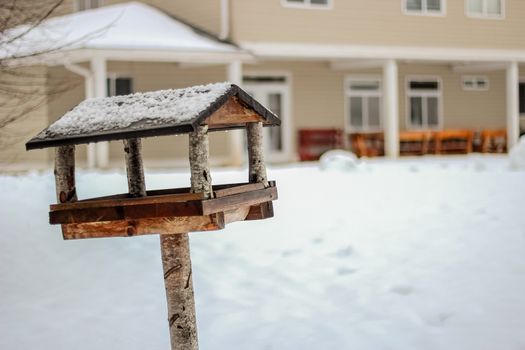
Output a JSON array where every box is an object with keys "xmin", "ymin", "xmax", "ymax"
[
  {"xmin": 160, "ymin": 234, "xmax": 198, "ymax": 350},
  {"xmin": 246, "ymin": 122, "xmax": 268, "ymax": 186},
  {"xmin": 54, "ymin": 145, "xmax": 77, "ymax": 203},
  {"xmin": 189, "ymin": 124, "xmax": 213, "ymax": 199},
  {"xmin": 160, "ymin": 125, "xmax": 211, "ymax": 350},
  {"xmin": 124, "ymin": 138, "xmax": 146, "ymax": 197}
]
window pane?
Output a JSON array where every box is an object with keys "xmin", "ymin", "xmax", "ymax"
[
  {"xmin": 310, "ymin": 0, "xmax": 328, "ymax": 4},
  {"xmin": 349, "ymin": 80, "xmax": 380, "ymax": 91},
  {"xmin": 410, "ymin": 97, "xmax": 423, "ymax": 126},
  {"xmin": 115, "ymin": 78, "xmax": 132, "ymax": 96},
  {"xmin": 286, "ymin": 0, "xmax": 304, "ymax": 3},
  {"xmin": 427, "ymin": 0, "xmax": 441, "ymax": 11},
  {"xmin": 268, "ymin": 93, "xmax": 283, "ymax": 151},
  {"xmin": 409, "ymin": 81, "xmax": 439, "ymax": 90},
  {"xmin": 519, "ymin": 83, "xmax": 525, "ymax": 114},
  {"xmin": 487, "ymin": 0, "xmax": 501, "ymax": 15},
  {"xmin": 368, "ymin": 97, "xmax": 380, "ymax": 128},
  {"xmin": 406, "ymin": 0, "xmax": 422, "ymax": 10},
  {"xmin": 350, "ymin": 97, "xmax": 363, "ymax": 128},
  {"xmin": 468, "ymin": 0, "xmax": 483, "ymax": 14},
  {"xmin": 427, "ymin": 97, "xmax": 439, "ymax": 126}
]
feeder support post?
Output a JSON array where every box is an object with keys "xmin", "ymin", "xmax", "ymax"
[
  {"xmin": 123, "ymin": 138, "xmax": 146, "ymax": 197},
  {"xmin": 159, "ymin": 124, "xmax": 213, "ymax": 350},
  {"xmin": 247, "ymin": 122, "xmax": 268, "ymax": 186},
  {"xmin": 54, "ymin": 145, "xmax": 77, "ymax": 204}
]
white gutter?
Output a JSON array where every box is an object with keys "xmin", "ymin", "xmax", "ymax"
[
  {"xmin": 220, "ymin": 0, "xmax": 230, "ymax": 40},
  {"xmin": 63, "ymin": 62, "xmax": 96, "ymax": 168}
]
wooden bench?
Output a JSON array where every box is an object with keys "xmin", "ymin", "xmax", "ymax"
[
  {"xmin": 298, "ymin": 128, "xmax": 344, "ymax": 161},
  {"xmin": 399, "ymin": 131, "xmax": 434, "ymax": 155},
  {"xmin": 434, "ymin": 130, "xmax": 473, "ymax": 154}
]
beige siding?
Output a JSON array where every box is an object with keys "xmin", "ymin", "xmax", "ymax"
[
  {"xmin": 0, "ymin": 66, "xmax": 50, "ymax": 169},
  {"xmin": 231, "ymin": 0, "xmax": 525, "ymax": 49},
  {"xmin": 398, "ymin": 64, "xmax": 507, "ymax": 130}
]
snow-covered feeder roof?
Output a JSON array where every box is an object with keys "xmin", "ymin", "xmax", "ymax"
[
  {"xmin": 0, "ymin": 2, "xmax": 245, "ymax": 62},
  {"xmin": 26, "ymin": 83, "xmax": 280, "ymax": 150}
]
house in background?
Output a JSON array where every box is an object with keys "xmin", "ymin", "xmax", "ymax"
[{"xmin": 1, "ymin": 0, "xmax": 525, "ymax": 171}]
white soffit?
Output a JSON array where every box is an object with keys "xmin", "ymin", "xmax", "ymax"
[{"xmin": 241, "ymin": 42, "xmax": 525, "ymax": 63}]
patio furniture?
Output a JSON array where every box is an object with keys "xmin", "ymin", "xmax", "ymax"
[
  {"xmin": 298, "ymin": 128, "xmax": 344, "ymax": 161},
  {"xmin": 481, "ymin": 129, "xmax": 507, "ymax": 153},
  {"xmin": 434, "ymin": 129, "xmax": 473, "ymax": 154}
]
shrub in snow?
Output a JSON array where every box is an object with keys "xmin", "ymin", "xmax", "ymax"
[
  {"xmin": 509, "ymin": 136, "xmax": 525, "ymax": 170},
  {"xmin": 319, "ymin": 149, "xmax": 359, "ymax": 171}
]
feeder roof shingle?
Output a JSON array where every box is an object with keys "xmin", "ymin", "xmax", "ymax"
[{"xmin": 26, "ymin": 83, "xmax": 280, "ymax": 150}]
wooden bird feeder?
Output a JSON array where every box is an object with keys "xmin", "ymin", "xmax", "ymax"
[{"xmin": 26, "ymin": 82, "xmax": 279, "ymax": 350}]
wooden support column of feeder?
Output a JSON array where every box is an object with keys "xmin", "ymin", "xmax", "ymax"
[
  {"xmin": 247, "ymin": 122, "xmax": 268, "ymax": 186},
  {"xmin": 26, "ymin": 83, "xmax": 281, "ymax": 350}
]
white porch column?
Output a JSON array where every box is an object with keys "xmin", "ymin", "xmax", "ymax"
[
  {"xmin": 227, "ymin": 60, "xmax": 244, "ymax": 166},
  {"xmin": 506, "ymin": 61, "xmax": 520, "ymax": 150},
  {"xmin": 383, "ymin": 59, "xmax": 399, "ymax": 158},
  {"xmin": 91, "ymin": 56, "xmax": 109, "ymax": 168}
]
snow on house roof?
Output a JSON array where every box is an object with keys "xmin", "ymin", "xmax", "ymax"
[
  {"xmin": 1, "ymin": 2, "xmax": 242, "ymax": 62},
  {"xmin": 26, "ymin": 83, "xmax": 281, "ymax": 150}
]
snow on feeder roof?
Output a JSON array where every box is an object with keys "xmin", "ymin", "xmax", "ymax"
[{"xmin": 26, "ymin": 82, "xmax": 280, "ymax": 150}]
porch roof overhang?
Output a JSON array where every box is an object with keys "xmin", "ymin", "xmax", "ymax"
[
  {"xmin": 241, "ymin": 42, "xmax": 525, "ymax": 64},
  {"xmin": 2, "ymin": 2, "xmax": 253, "ymax": 67}
]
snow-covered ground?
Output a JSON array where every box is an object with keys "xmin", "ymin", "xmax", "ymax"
[{"xmin": 1, "ymin": 155, "xmax": 525, "ymax": 350}]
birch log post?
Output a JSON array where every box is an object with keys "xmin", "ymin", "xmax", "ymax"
[
  {"xmin": 54, "ymin": 145, "xmax": 77, "ymax": 204},
  {"xmin": 124, "ymin": 138, "xmax": 146, "ymax": 197},
  {"xmin": 160, "ymin": 125, "xmax": 212, "ymax": 350},
  {"xmin": 246, "ymin": 122, "xmax": 268, "ymax": 186}
]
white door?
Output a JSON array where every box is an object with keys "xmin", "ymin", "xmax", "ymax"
[{"xmin": 244, "ymin": 82, "xmax": 291, "ymax": 162}]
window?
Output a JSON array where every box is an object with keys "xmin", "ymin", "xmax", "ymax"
[
  {"xmin": 462, "ymin": 76, "xmax": 489, "ymax": 91},
  {"xmin": 404, "ymin": 0, "xmax": 445, "ymax": 15},
  {"xmin": 345, "ymin": 78, "xmax": 382, "ymax": 132},
  {"xmin": 518, "ymin": 81, "xmax": 525, "ymax": 115},
  {"xmin": 106, "ymin": 76, "xmax": 133, "ymax": 97},
  {"xmin": 406, "ymin": 77, "xmax": 442, "ymax": 129},
  {"xmin": 76, "ymin": 0, "xmax": 100, "ymax": 11},
  {"xmin": 282, "ymin": 0, "xmax": 332, "ymax": 9},
  {"xmin": 466, "ymin": 0, "xmax": 504, "ymax": 18}
]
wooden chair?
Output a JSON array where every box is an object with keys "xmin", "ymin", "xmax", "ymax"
[
  {"xmin": 349, "ymin": 132, "xmax": 384, "ymax": 157},
  {"xmin": 481, "ymin": 129, "xmax": 507, "ymax": 153},
  {"xmin": 434, "ymin": 129, "xmax": 474, "ymax": 154}
]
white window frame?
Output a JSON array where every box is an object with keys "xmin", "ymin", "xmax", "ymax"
[
  {"xmin": 281, "ymin": 0, "xmax": 333, "ymax": 10},
  {"xmin": 461, "ymin": 75, "xmax": 490, "ymax": 91},
  {"xmin": 518, "ymin": 76, "xmax": 525, "ymax": 119},
  {"xmin": 74, "ymin": 0, "xmax": 102, "ymax": 12},
  {"xmin": 344, "ymin": 76, "xmax": 383, "ymax": 133},
  {"xmin": 405, "ymin": 76, "xmax": 443, "ymax": 130},
  {"xmin": 243, "ymin": 71, "xmax": 293, "ymax": 162},
  {"xmin": 106, "ymin": 73, "xmax": 133, "ymax": 97},
  {"xmin": 465, "ymin": 0, "xmax": 505, "ymax": 19},
  {"xmin": 403, "ymin": 0, "xmax": 446, "ymax": 16}
]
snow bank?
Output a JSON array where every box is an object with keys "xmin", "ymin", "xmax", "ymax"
[
  {"xmin": 509, "ymin": 135, "xmax": 525, "ymax": 170},
  {"xmin": 1, "ymin": 157, "xmax": 525, "ymax": 350},
  {"xmin": 319, "ymin": 149, "xmax": 359, "ymax": 171}
]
